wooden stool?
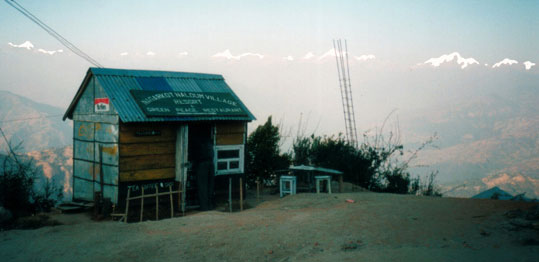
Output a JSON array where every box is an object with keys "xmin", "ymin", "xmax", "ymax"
[
  {"xmin": 315, "ymin": 175, "xmax": 332, "ymax": 194},
  {"xmin": 280, "ymin": 176, "xmax": 297, "ymax": 197}
]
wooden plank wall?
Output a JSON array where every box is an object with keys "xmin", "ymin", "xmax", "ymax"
[
  {"xmin": 119, "ymin": 124, "xmax": 176, "ymax": 182},
  {"xmin": 216, "ymin": 122, "xmax": 245, "ymax": 145}
]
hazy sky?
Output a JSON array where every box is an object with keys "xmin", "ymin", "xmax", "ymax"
[{"xmin": 0, "ymin": 0, "xmax": 537, "ymax": 137}]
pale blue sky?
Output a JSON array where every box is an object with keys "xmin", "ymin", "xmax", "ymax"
[
  {"xmin": 2, "ymin": 0, "xmax": 537, "ymax": 61},
  {"xmin": 0, "ymin": 0, "xmax": 537, "ymax": 136}
]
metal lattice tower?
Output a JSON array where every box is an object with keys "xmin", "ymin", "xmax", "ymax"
[{"xmin": 333, "ymin": 39, "xmax": 358, "ymax": 148}]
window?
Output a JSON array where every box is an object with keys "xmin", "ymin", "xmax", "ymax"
[{"xmin": 214, "ymin": 145, "xmax": 244, "ymax": 175}]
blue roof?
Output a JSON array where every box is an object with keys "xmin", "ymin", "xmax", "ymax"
[
  {"xmin": 64, "ymin": 68, "xmax": 255, "ymax": 122},
  {"xmin": 471, "ymin": 186, "xmax": 513, "ymax": 200}
]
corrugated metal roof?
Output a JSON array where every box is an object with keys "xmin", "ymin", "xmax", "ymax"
[{"xmin": 64, "ymin": 68, "xmax": 255, "ymax": 122}]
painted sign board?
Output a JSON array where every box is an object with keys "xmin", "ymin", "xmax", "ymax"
[
  {"xmin": 94, "ymin": 98, "xmax": 110, "ymax": 112},
  {"xmin": 130, "ymin": 90, "xmax": 248, "ymax": 117}
]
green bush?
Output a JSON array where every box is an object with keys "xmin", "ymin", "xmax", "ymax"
[
  {"xmin": 290, "ymin": 133, "xmax": 440, "ymax": 195},
  {"xmin": 0, "ymin": 152, "xmax": 36, "ymax": 218},
  {"xmin": 0, "ymin": 140, "xmax": 62, "ymax": 226}
]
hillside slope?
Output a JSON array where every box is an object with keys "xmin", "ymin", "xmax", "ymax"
[
  {"xmin": 400, "ymin": 86, "xmax": 538, "ymax": 198},
  {"xmin": 0, "ymin": 90, "xmax": 72, "ymax": 152}
]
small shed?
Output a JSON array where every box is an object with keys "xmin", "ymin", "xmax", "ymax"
[{"xmin": 63, "ymin": 68, "xmax": 255, "ymax": 211}]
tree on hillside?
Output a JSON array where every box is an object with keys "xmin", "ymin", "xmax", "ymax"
[
  {"xmin": 291, "ymin": 131, "xmax": 440, "ymax": 195},
  {"xmin": 293, "ymin": 134, "xmax": 375, "ymax": 188},
  {"xmin": 246, "ymin": 116, "xmax": 290, "ymax": 186}
]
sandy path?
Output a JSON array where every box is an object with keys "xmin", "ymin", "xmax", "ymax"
[{"xmin": 1, "ymin": 192, "xmax": 537, "ymax": 262}]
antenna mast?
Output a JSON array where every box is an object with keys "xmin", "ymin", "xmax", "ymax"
[{"xmin": 333, "ymin": 39, "xmax": 358, "ymax": 148}]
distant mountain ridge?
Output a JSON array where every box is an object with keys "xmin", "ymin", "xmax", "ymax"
[
  {"xmin": 401, "ymin": 86, "xmax": 538, "ymax": 198},
  {"xmin": 0, "ymin": 90, "xmax": 72, "ymax": 152}
]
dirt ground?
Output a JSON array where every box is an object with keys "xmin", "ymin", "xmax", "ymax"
[{"xmin": 0, "ymin": 191, "xmax": 538, "ymax": 262}]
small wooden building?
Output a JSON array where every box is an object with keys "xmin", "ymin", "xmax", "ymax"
[{"xmin": 63, "ymin": 68, "xmax": 255, "ymax": 210}]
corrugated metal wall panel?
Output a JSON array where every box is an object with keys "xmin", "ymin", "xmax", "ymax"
[
  {"xmin": 73, "ymin": 178, "xmax": 93, "ymax": 201},
  {"xmin": 73, "ymin": 160, "xmax": 95, "ymax": 181},
  {"xmin": 95, "ymin": 143, "xmax": 119, "ymax": 166},
  {"xmin": 74, "ymin": 121, "xmax": 94, "ymax": 141},
  {"xmin": 93, "ymin": 182, "xmax": 117, "ymax": 204},
  {"xmin": 73, "ymin": 78, "xmax": 95, "ymax": 114},
  {"xmin": 74, "ymin": 140, "xmax": 94, "ymax": 162},
  {"xmin": 94, "ymin": 123, "xmax": 119, "ymax": 143},
  {"xmin": 92, "ymin": 164, "xmax": 119, "ymax": 185},
  {"xmin": 73, "ymin": 115, "xmax": 119, "ymax": 124}
]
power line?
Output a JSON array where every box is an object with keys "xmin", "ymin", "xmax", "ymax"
[
  {"xmin": 0, "ymin": 114, "xmax": 64, "ymax": 124},
  {"xmin": 5, "ymin": 0, "xmax": 103, "ymax": 67}
]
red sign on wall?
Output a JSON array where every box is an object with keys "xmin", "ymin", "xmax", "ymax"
[{"xmin": 94, "ymin": 98, "xmax": 110, "ymax": 112}]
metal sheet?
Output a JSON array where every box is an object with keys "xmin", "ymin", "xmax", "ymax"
[
  {"xmin": 73, "ymin": 160, "xmax": 96, "ymax": 181},
  {"xmin": 65, "ymin": 68, "xmax": 255, "ymax": 122},
  {"xmin": 94, "ymin": 123, "xmax": 119, "ymax": 143},
  {"xmin": 95, "ymin": 143, "xmax": 119, "ymax": 166},
  {"xmin": 74, "ymin": 140, "xmax": 94, "ymax": 161},
  {"xmin": 130, "ymin": 90, "xmax": 249, "ymax": 117},
  {"xmin": 94, "ymin": 79, "xmax": 118, "ymax": 116},
  {"xmin": 73, "ymin": 178, "xmax": 118, "ymax": 203},
  {"xmin": 93, "ymin": 182, "xmax": 118, "ymax": 204},
  {"xmin": 166, "ymin": 77, "xmax": 201, "ymax": 92},
  {"xmin": 73, "ymin": 78, "xmax": 95, "ymax": 114},
  {"xmin": 93, "ymin": 164, "xmax": 119, "ymax": 185},
  {"xmin": 74, "ymin": 121, "xmax": 94, "ymax": 141},
  {"xmin": 73, "ymin": 178, "xmax": 94, "ymax": 201},
  {"xmin": 73, "ymin": 113, "xmax": 119, "ymax": 124}
]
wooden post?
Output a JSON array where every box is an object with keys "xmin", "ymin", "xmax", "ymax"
[
  {"xmin": 99, "ymin": 145, "xmax": 104, "ymax": 196},
  {"xmin": 229, "ymin": 177, "xmax": 232, "ymax": 213},
  {"xmin": 169, "ymin": 185, "xmax": 174, "ymax": 218},
  {"xmin": 140, "ymin": 187, "xmax": 144, "ymax": 222},
  {"xmin": 339, "ymin": 174, "xmax": 344, "ymax": 193},
  {"xmin": 155, "ymin": 185, "xmax": 159, "ymax": 220},
  {"xmin": 180, "ymin": 182, "xmax": 185, "ymax": 216},
  {"xmin": 125, "ymin": 187, "xmax": 130, "ymax": 223},
  {"xmin": 239, "ymin": 177, "xmax": 243, "ymax": 211}
]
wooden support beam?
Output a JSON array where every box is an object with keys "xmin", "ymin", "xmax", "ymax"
[
  {"xmin": 240, "ymin": 177, "xmax": 244, "ymax": 210},
  {"xmin": 125, "ymin": 190, "xmax": 180, "ymax": 200},
  {"xmin": 229, "ymin": 177, "xmax": 232, "ymax": 213},
  {"xmin": 155, "ymin": 185, "xmax": 159, "ymax": 220},
  {"xmin": 140, "ymin": 187, "xmax": 144, "ymax": 222},
  {"xmin": 125, "ymin": 188, "xmax": 130, "ymax": 223},
  {"xmin": 169, "ymin": 186, "xmax": 174, "ymax": 218}
]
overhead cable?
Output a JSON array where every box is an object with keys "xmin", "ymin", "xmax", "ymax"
[{"xmin": 5, "ymin": 0, "xmax": 103, "ymax": 67}]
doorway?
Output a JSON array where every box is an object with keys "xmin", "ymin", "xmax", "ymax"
[{"xmin": 186, "ymin": 123, "xmax": 214, "ymax": 210}]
